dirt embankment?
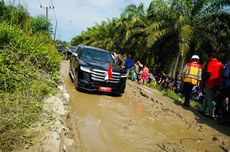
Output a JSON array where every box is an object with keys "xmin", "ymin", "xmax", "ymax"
[{"xmin": 19, "ymin": 62, "xmax": 74, "ymax": 152}]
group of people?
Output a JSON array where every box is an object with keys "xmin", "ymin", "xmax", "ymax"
[
  {"xmin": 181, "ymin": 53, "xmax": 230, "ymax": 124},
  {"xmin": 112, "ymin": 51, "xmax": 230, "ymax": 125},
  {"xmin": 125, "ymin": 54, "xmax": 152, "ymax": 84},
  {"xmin": 112, "ymin": 52, "xmax": 152, "ymax": 84}
]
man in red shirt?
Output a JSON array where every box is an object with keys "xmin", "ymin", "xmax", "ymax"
[
  {"xmin": 199, "ymin": 53, "xmax": 224, "ymax": 118},
  {"xmin": 182, "ymin": 55, "xmax": 202, "ymax": 107}
]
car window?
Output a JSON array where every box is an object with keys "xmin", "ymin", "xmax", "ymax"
[
  {"xmin": 68, "ymin": 46, "xmax": 77, "ymax": 52},
  {"xmin": 82, "ymin": 48, "xmax": 114, "ymax": 63}
]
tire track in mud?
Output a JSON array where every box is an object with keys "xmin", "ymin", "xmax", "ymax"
[
  {"xmin": 66, "ymin": 114, "xmax": 86, "ymax": 152},
  {"xmin": 126, "ymin": 81, "xmax": 230, "ymax": 152},
  {"xmin": 134, "ymin": 83, "xmax": 204, "ymax": 131},
  {"xmin": 128, "ymin": 82, "xmax": 186, "ymax": 122}
]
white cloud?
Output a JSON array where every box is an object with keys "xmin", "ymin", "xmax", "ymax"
[{"xmin": 4, "ymin": 0, "xmax": 152, "ymax": 42}]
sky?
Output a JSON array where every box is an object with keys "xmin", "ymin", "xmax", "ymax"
[{"xmin": 5, "ymin": 0, "xmax": 153, "ymax": 42}]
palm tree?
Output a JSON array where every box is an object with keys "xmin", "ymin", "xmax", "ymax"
[
  {"xmin": 145, "ymin": 0, "xmax": 179, "ymax": 75},
  {"xmin": 70, "ymin": 0, "xmax": 230, "ymax": 77},
  {"xmin": 145, "ymin": 0, "xmax": 230, "ymax": 78},
  {"xmin": 117, "ymin": 3, "xmax": 148, "ymax": 60}
]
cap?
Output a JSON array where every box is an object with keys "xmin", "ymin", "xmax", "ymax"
[{"xmin": 191, "ymin": 55, "xmax": 200, "ymax": 60}]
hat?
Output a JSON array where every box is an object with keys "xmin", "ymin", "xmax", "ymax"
[{"xmin": 191, "ymin": 55, "xmax": 200, "ymax": 60}]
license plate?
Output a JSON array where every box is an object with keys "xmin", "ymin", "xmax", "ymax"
[{"xmin": 98, "ymin": 86, "xmax": 112, "ymax": 92}]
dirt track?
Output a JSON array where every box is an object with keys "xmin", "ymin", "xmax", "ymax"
[{"xmin": 61, "ymin": 60, "xmax": 230, "ymax": 152}]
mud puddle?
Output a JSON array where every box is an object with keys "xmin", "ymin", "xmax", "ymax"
[{"xmin": 61, "ymin": 60, "xmax": 230, "ymax": 152}]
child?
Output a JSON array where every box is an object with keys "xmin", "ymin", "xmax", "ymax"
[{"xmin": 141, "ymin": 65, "xmax": 149, "ymax": 85}]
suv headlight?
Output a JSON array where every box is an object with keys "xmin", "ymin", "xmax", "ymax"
[{"xmin": 80, "ymin": 66, "xmax": 91, "ymax": 73}]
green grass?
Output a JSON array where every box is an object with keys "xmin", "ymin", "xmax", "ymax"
[
  {"xmin": 149, "ymin": 83, "xmax": 201, "ymax": 110},
  {"xmin": 148, "ymin": 82, "xmax": 161, "ymax": 91},
  {"xmin": 0, "ymin": 23, "xmax": 61, "ymax": 152}
]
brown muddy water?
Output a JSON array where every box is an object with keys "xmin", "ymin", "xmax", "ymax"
[{"xmin": 61, "ymin": 61, "xmax": 230, "ymax": 152}]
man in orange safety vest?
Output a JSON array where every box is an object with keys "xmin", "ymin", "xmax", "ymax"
[{"xmin": 182, "ymin": 55, "xmax": 202, "ymax": 107}]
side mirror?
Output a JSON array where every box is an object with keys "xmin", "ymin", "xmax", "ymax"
[{"xmin": 73, "ymin": 53, "xmax": 78, "ymax": 58}]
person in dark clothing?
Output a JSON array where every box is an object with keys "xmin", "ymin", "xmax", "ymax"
[{"xmin": 218, "ymin": 60, "xmax": 230, "ymax": 125}]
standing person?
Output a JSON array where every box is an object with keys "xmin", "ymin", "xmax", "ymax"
[
  {"xmin": 148, "ymin": 69, "xmax": 155, "ymax": 84},
  {"xmin": 125, "ymin": 54, "xmax": 134, "ymax": 77},
  {"xmin": 141, "ymin": 65, "xmax": 149, "ymax": 85},
  {"xmin": 223, "ymin": 60, "xmax": 230, "ymax": 96},
  {"xmin": 134, "ymin": 60, "xmax": 142, "ymax": 82},
  {"xmin": 115, "ymin": 52, "xmax": 124, "ymax": 67},
  {"xmin": 199, "ymin": 52, "xmax": 224, "ymax": 118},
  {"xmin": 182, "ymin": 55, "xmax": 202, "ymax": 107},
  {"xmin": 218, "ymin": 60, "xmax": 230, "ymax": 124}
]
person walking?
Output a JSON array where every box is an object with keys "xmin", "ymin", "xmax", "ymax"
[
  {"xmin": 199, "ymin": 52, "xmax": 224, "ymax": 118},
  {"xmin": 182, "ymin": 55, "xmax": 202, "ymax": 107}
]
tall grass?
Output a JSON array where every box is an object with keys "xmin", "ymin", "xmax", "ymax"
[{"xmin": 0, "ymin": 22, "xmax": 61, "ymax": 151}]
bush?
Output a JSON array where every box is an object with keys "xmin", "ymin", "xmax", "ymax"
[{"xmin": 0, "ymin": 22, "xmax": 61, "ymax": 151}]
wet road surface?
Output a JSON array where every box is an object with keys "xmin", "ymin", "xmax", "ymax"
[{"xmin": 61, "ymin": 61, "xmax": 230, "ymax": 152}]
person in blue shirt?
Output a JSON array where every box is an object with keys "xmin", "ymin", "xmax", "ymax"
[{"xmin": 125, "ymin": 54, "xmax": 134, "ymax": 77}]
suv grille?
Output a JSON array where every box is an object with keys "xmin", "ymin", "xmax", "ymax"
[{"xmin": 91, "ymin": 69, "xmax": 121, "ymax": 83}]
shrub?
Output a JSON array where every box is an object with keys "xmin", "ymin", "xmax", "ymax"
[{"xmin": 0, "ymin": 22, "xmax": 61, "ymax": 151}]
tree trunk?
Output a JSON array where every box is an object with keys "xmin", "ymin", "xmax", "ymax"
[
  {"xmin": 179, "ymin": 54, "xmax": 186, "ymax": 78},
  {"xmin": 172, "ymin": 52, "xmax": 180, "ymax": 79}
]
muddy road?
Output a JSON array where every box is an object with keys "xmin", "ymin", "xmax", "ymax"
[{"xmin": 61, "ymin": 61, "xmax": 230, "ymax": 152}]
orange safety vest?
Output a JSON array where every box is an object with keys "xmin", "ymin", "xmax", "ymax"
[{"xmin": 183, "ymin": 61, "xmax": 202, "ymax": 85}]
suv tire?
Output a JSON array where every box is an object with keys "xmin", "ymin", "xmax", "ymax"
[{"xmin": 74, "ymin": 72, "xmax": 79, "ymax": 89}]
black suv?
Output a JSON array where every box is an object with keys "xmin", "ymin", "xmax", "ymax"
[{"xmin": 69, "ymin": 45, "xmax": 126, "ymax": 95}]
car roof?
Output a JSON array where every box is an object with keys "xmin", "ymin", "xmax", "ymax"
[
  {"xmin": 68, "ymin": 46, "xmax": 77, "ymax": 49},
  {"xmin": 80, "ymin": 45, "xmax": 109, "ymax": 53}
]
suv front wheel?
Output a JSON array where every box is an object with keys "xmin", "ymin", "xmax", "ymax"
[{"xmin": 74, "ymin": 72, "xmax": 79, "ymax": 89}]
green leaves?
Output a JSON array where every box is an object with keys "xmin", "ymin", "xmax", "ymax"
[
  {"xmin": 179, "ymin": 24, "xmax": 193, "ymax": 56},
  {"xmin": 70, "ymin": 0, "xmax": 230, "ymax": 74},
  {"xmin": 0, "ymin": 6, "xmax": 60, "ymax": 150},
  {"xmin": 30, "ymin": 15, "xmax": 53, "ymax": 36}
]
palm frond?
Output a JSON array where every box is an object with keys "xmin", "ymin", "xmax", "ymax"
[
  {"xmin": 179, "ymin": 24, "xmax": 193, "ymax": 56},
  {"xmin": 200, "ymin": 0, "xmax": 230, "ymax": 14},
  {"xmin": 192, "ymin": 0, "xmax": 211, "ymax": 16},
  {"xmin": 147, "ymin": 27, "xmax": 172, "ymax": 48}
]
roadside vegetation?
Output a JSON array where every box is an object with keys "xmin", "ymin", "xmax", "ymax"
[
  {"xmin": 0, "ymin": 2, "xmax": 61, "ymax": 151},
  {"xmin": 149, "ymin": 83, "xmax": 200, "ymax": 109},
  {"xmin": 71, "ymin": 0, "xmax": 230, "ymax": 78}
]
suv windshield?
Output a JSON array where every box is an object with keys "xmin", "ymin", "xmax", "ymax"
[{"xmin": 82, "ymin": 48, "xmax": 114, "ymax": 63}]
